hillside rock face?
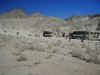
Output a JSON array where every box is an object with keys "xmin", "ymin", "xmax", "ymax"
[
  {"xmin": 0, "ymin": 9, "xmax": 29, "ymax": 19},
  {"xmin": 65, "ymin": 15, "xmax": 89, "ymax": 22}
]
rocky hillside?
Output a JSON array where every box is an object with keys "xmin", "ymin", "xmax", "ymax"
[
  {"xmin": 65, "ymin": 15, "xmax": 84, "ymax": 21},
  {"xmin": 0, "ymin": 8, "xmax": 100, "ymax": 35},
  {"xmin": 65, "ymin": 14, "xmax": 100, "ymax": 32}
]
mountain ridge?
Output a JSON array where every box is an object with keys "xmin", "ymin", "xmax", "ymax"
[{"xmin": 0, "ymin": 8, "xmax": 100, "ymax": 19}]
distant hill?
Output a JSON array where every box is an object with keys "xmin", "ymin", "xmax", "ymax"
[{"xmin": 30, "ymin": 12, "xmax": 46, "ymax": 18}]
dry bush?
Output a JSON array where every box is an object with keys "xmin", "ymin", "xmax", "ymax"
[
  {"xmin": 16, "ymin": 54, "xmax": 28, "ymax": 61},
  {"xmin": 71, "ymin": 47, "xmax": 83, "ymax": 58},
  {"xmin": 56, "ymin": 33, "xmax": 62, "ymax": 37},
  {"xmin": 18, "ymin": 39, "xmax": 45, "ymax": 51},
  {"xmin": 32, "ymin": 39, "xmax": 39, "ymax": 44},
  {"xmin": 37, "ymin": 44, "xmax": 46, "ymax": 52},
  {"xmin": 34, "ymin": 62, "xmax": 41, "ymax": 64},
  {"xmin": 13, "ymin": 38, "xmax": 37, "ymax": 51},
  {"xmin": 13, "ymin": 40, "xmax": 21, "ymax": 48},
  {"xmin": 13, "ymin": 51, "xmax": 20, "ymax": 56},
  {"xmin": 0, "ymin": 34, "xmax": 13, "ymax": 44},
  {"xmin": 15, "ymin": 36, "xmax": 20, "ymax": 39},
  {"xmin": 52, "ymin": 40, "xmax": 62, "ymax": 46},
  {"xmin": 46, "ymin": 55, "xmax": 52, "ymax": 59},
  {"xmin": 19, "ymin": 43, "xmax": 36, "ymax": 51},
  {"xmin": 88, "ymin": 51, "xmax": 99, "ymax": 64},
  {"xmin": 71, "ymin": 42, "xmax": 75, "ymax": 46},
  {"xmin": 43, "ymin": 40, "xmax": 48, "ymax": 43},
  {"xmin": 27, "ymin": 44, "xmax": 35, "ymax": 50},
  {"xmin": 21, "ymin": 39, "xmax": 27, "ymax": 43},
  {"xmin": 34, "ymin": 34, "xmax": 40, "ymax": 37},
  {"xmin": 47, "ymin": 44, "xmax": 53, "ymax": 49},
  {"xmin": 71, "ymin": 41, "xmax": 80, "ymax": 48},
  {"xmin": 85, "ymin": 45, "xmax": 100, "ymax": 64},
  {"xmin": 52, "ymin": 47, "xmax": 59, "ymax": 53},
  {"xmin": 19, "ymin": 44, "xmax": 28, "ymax": 52},
  {"xmin": 95, "ymin": 45, "xmax": 100, "ymax": 54},
  {"xmin": 39, "ymin": 39, "xmax": 48, "ymax": 43},
  {"xmin": 28, "ymin": 71, "xmax": 33, "ymax": 75},
  {"xmin": 86, "ymin": 44, "xmax": 95, "ymax": 51},
  {"xmin": 70, "ymin": 42, "xmax": 100, "ymax": 64}
]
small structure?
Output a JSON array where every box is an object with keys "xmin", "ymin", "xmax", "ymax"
[
  {"xmin": 69, "ymin": 31, "xmax": 89, "ymax": 39},
  {"xmin": 43, "ymin": 31, "xmax": 53, "ymax": 37}
]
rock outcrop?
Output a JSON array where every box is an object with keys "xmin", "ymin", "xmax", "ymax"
[{"xmin": 30, "ymin": 12, "xmax": 46, "ymax": 18}]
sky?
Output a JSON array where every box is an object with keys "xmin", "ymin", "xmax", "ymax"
[{"xmin": 0, "ymin": 0, "xmax": 100, "ymax": 19}]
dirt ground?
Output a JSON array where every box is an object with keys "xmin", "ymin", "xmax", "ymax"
[{"xmin": 0, "ymin": 31, "xmax": 100, "ymax": 75}]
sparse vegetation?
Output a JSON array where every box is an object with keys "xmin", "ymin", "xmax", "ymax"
[
  {"xmin": 52, "ymin": 47, "xmax": 59, "ymax": 53},
  {"xmin": 46, "ymin": 55, "xmax": 52, "ymax": 59},
  {"xmin": 0, "ymin": 33, "xmax": 100, "ymax": 64},
  {"xmin": 71, "ymin": 42, "xmax": 100, "ymax": 64},
  {"xmin": 16, "ymin": 54, "xmax": 28, "ymax": 61},
  {"xmin": 34, "ymin": 34, "xmax": 40, "ymax": 37},
  {"xmin": 28, "ymin": 71, "xmax": 33, "ymax": 75},
  {"xmin": 13, "ymin": 51, "xmax": 20, "ymax": 56}
]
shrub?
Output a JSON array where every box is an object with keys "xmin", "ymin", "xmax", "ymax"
[
  {"xmin": 37, "ymin": 45, "xmax": 45, "ymax": 52},
  {"xmin": 70, "ymin": 42, "xmax": 100, "ymax": 64},
  {"xmin": 14, "ymin": 41, "xmax": 21, "ymax": 48},
  {"xmin": 28, "ymin": 71, "xmax": 33, "ymax": 75},
  {"xmin": 13, "ymin": 51, "xmax": 20, "ymax": 56},
  {"xmin": 19, "ymin": 44, "xmax": 28, "ymax": 52},
  {"xmin": 47, "ymin": 44, "xmax": 53, "ymax": 49},
  {"xmin": 27, "ymin": 45, "xmax": 35, "ymax": 50},
  {"xmin": 53, "ymin": 40, "xmax": 62, "ymax": 46},
  {"xmin": 15, "ymin": 36, "xmax": 20, "ymax": 39},
  {"xmin": 52, "ymin": 47, "xmax": 59, "ymax": 53},
  {"xmin": 34, "ymin": 34, "xmax": 40, "ymax": 37},
  {"xmin": 0, "ymin": 34, "xmax": 13, "ymax": 44},
  {"xmin": 85, "ymin": 45, "xmax": 100, "ymax": 64},
  {"xmin": 46, "ymin": 55, "xmax": 52, "ymax": 59},
  {"xmin": 34, "ymin": 62, "xmax": 41, "ymax": 64},
  {"xmin": 71, "ymin": 47, "xmax": 82, "ymax": 58},
  {"xmin": 16, "ymin": 54, "xmax": 28, "ymax": 61}
]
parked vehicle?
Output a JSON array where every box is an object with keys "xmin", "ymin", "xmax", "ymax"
[
  {"xmin": 89, "ymin": 37, "xmax": 100, "ymax": 41},
  {"xmin": 69, "ymin": 31, "xmax": 89, "ymax": 39},
  {"xmin": 43, "ymin": 31, "xmax": 53, "ymax": 37}
]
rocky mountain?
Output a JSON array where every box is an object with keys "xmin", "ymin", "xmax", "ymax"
[
  {"xmin": 30, "ymin": 12, "xmax": 46, "ymax": 18},
  {"xmin": 0, "ymin": 9, "xmax": 46, "ymax": 19},
  {"xmin": 0, "ymin": 9, "xmax": 29, "ymax": 19}
]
